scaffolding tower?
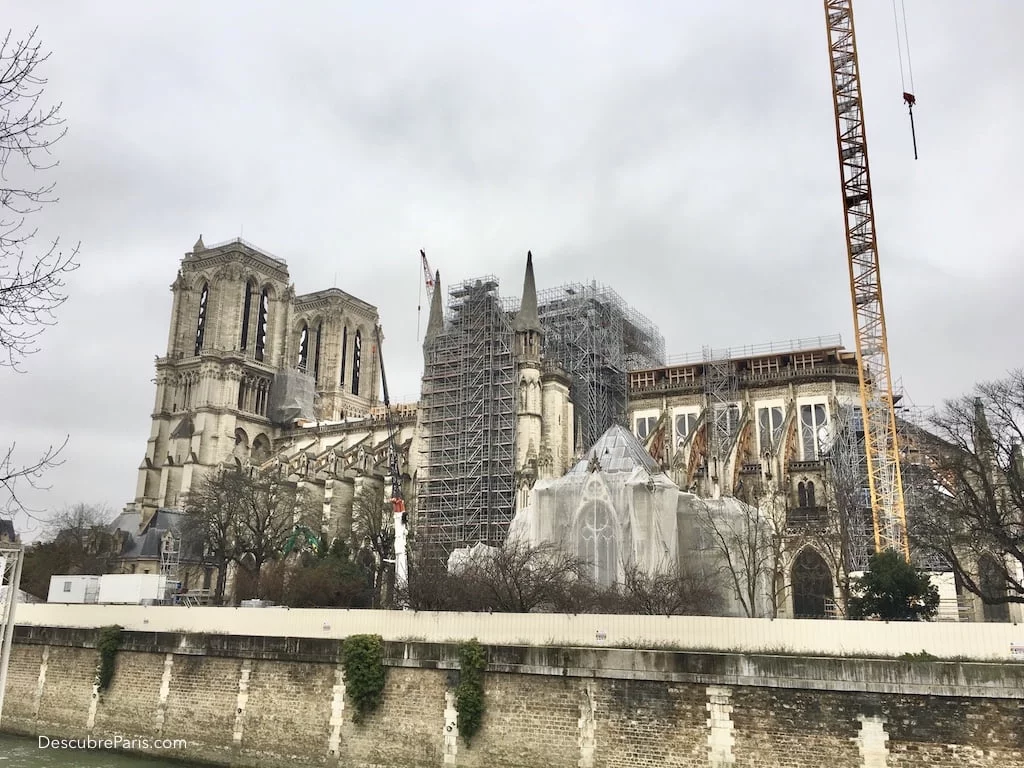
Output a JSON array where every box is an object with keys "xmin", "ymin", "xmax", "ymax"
[
  {"xmin": 702, "ymin": 345, "xmax": 740, "ymax": 496},
  {"xmin": 159, "ymin": 531, "xmax": 181, "ymax": 598},
  {"xmin": 827, "ymin": 395, "xmax": 946, "ymax": 574},
  {"xmin": 536, "ymin": 281, "xmax": 664, "ymax": 450},
  {"xmin": 826, "ymin": 404, "xmax": 874, "ymax": 572},
  {"xmin": 418, "ymin": 277, "xmax": 518, "ymax": 554}
]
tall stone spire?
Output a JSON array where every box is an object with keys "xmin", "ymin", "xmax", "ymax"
[
  {"xmin": 424, "ymin": 270, "xmax": 443, "ymax": 344},
  {"xmin": 513, "ymin": 251, "xmax": 542, "ymax": 333},
  {"xmin": 974, "ymin": 396, "xmax": 994, "ymax": 461}
]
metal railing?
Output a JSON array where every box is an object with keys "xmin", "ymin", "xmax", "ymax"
[{"xmin": 666, "ymin": 334, "xmax": 844, "ymax": 366}]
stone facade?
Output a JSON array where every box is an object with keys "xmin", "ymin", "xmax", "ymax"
[
  {"xmin": 627, "ymin": 341, "xmax": 881, "ymax": 620},
  {"xmin": 4, "ymin": 628, "xmax": 1023, "ymax": 767},
  {"xmin": 627, "ymin": 339, "xmax": 861, "ymax": 508},
  {"xmin": 135, "ymin": 236, "xmax": 384, "ymax": 514}
]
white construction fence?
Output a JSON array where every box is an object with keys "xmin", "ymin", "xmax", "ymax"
[{"xmin": 12, "ymin": 603, "xmax": 1024, "ymax": 661}]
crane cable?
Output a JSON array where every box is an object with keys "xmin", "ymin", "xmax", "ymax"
[{"xmin": 892, "ymin": 0, "xmax": 919, "ymax": 159}]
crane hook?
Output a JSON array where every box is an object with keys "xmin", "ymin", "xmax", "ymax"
[{"xmin": 903, "ymin": 92, "xmax": 918, "ymax": 160}]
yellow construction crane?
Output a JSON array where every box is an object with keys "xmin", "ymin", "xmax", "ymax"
[{"xmin": 823, "ymin": 0, "xmax": 910, "ymax": 558}]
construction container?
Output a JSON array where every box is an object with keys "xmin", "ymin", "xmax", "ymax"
[
  {"xmin": 46, "ymin": 575, "xmax": 100, "ymax": 604},
  {"xmin": 97, "ymin": 573, "xmax": 167, "ymax": 604}
]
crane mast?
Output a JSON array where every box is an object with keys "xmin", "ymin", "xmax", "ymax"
[
  {"xmin": 375, "ymin": 326, "xmax": 408, "ymax": 596},
  {"xmin": 824, "ymin": 0, "xmax": 909, "ymax": 558}
]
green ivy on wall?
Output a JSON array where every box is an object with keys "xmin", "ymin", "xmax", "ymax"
[
  {"xmin": 456, "ymin": 639, "xmax": 486, "ymax": 744},
  {"xmin": 340, "ymin": 634, "xmax": 386, "ymax": 723},
  {"xmin": 95, "ymin": 625, "xmax": 123, "ymax": 691}
]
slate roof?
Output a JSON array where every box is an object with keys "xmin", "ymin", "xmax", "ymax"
[
  {"xmin": 107, "ymin": 508, "xmax": 203, "ymax": 562},
  {"xmin": 568, "ymin": 424, "xmax": 661, "ymax": 474}
]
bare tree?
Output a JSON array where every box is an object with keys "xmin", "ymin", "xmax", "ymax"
[
  {"xmin": 1, "ymin": 28, "xmax": 80, "ymax": 516},
  {"xmin": 697, "ymin": 495, "xmax": 781, "ymax": 618},
  {"xmin": 397, "ymin": 543, "xmax": 470, "ymax": 611},
  {"xmin": 350, "ymin": 487, "xmax": 394, "ymax": 608},
  {"xmin": 182, "ymin": 470, "xmax": 247, "ymax": 604},
  {"xmin": 234, "ymin": 472, "xmax": 300, "ymax": 598},
  {"xmin": 454, "ymin": 539, "xmax": 589, "ymax": 613},
  {"xmin": 909, "ymin": 371, "xmax": 1024, "ymax": 609},
  {"xmin": 19, "ymin": 503, "xmax": 116, "ymax": 597},
  {"xmin": 612, "ymin": 559, "xmax": 724, "ymax": 616}
]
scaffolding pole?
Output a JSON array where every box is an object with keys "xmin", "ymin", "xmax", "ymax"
[{"xmin": 0, "ymin": 544, "xmax": 25, "ymax": 728}]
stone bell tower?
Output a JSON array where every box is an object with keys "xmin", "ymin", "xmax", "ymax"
[{"xmin": 135, "ymin": 236, "xmax": 293, "ymax": 512}]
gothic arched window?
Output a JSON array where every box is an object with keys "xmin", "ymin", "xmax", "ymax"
[
  {"xmin": 339, "ymin": 326, "xmax": 348, "ymax": 386},
  {"xmin": 351, "ymin": 329, "xmax": 362, "ymax": 395},
  {"xmin": 791, "ymin": 548, "xmax": 833, "ymax": 618},
  {"xmin": 240, "ymin": 281, "xmax": 255, "ymax": 351},
  {"xmin": 194, "ymin": 282, "xmax": 209, "ymax": 355},
  {"xmin": 255, "ymin": 288, "xmax": 270, "ymax": 362},
  {"xmin": 575, "ymin": 500, "xmax": 618, "ymax": 587},
  {"xmin": 979, "ymin": 554, "xmax": 1011, "ymax": 622},
  {"xmin": 297, "ymin": 323, "xmax": 309, "ymax": 372},
  {"xmin": 313, "ymin": 321, "xmax": 323, "ymax": 383},
  {"xmin": 797, "ymin": 481, "xmax": 808, "ymax": 508}
]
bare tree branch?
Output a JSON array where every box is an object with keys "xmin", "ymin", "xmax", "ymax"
[
  {"xmin": 0, "ymin": 26, "xmax": 79, "ymax": 370},
  {"xmin": 0, "ymin": 436, "xmax": 67, "ymax": 516},
  {"xmin": 0, "ymin": 27, "xmax": 78, "ymax": 518},
  {"xmin": 908, "ymin": 371, "xmax": 1024, "ymax": 608}
]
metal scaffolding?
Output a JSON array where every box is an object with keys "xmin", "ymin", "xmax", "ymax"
[
  {"xmin": 703, "ymin": 345, "xmax": 739, "ymax": 495},
  {"xmin": 418, "ymin": 277, "xmax": 518, "ymax": 554},
  {"xmin": 893, "ymin": 394, "xmax": 947, "ymax": 571},
  {"xmin": 827, "ymin": 393, "xmax": 947, "ymax": 573},
  {"xmin": 536, "ymin": 281, "xmax": 664, "ymax": 451},
  {"xmin": 826, "ymin": 404, "xmax": 874, "ymax": 572}
]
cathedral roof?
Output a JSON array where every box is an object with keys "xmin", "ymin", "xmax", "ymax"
[{"xmin": 568, "ymin": 424, "xmax": 661, "ymax": 475}]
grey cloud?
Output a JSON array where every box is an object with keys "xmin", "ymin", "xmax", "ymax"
[{"xmin": 1, "ymin": 0, "xmax": 1020, "ymax": 531}]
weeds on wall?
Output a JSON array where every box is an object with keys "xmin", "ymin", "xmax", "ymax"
[
  {"xmin": 340, "ymin": 634, "xmax": 386, "ymax": 722},
  {"xmin": 456, "ymin": 639, "xmax": 487, "ymax": 744},
  {"xmin": 95, "ymin": 625, "xmax": 123, "ymax": 691}
]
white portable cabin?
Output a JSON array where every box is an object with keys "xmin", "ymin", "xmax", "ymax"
[
  {"xmin": 97, "ymin": 573, "xmax": 167, "ymax": 604},
  {"xmin": 46, "ymin": 575, "xmax": 100, "ymax": 604}
]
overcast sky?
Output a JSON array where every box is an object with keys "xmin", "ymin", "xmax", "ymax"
[{"xmin": 2, "ymin": 1, "xmax": 1021, "ymax": 536}]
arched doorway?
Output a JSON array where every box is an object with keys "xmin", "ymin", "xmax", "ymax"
[
  {"xmin": 978, "ymin": 554, "xmax": 1011, "ymax": 622},
  {"xmin": 791, "ymin": 548, "xmax": 833, "ymax": 618}
]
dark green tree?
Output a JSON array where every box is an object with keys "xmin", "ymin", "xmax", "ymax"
[
  {"xmin": 282, "ymin": 539, "xmax": 372, "ymax": 608},
  {"xmin": 848, "ymin": 550, "xmax": 939, "ymax": 621}
]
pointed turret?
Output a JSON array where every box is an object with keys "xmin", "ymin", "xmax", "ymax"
[
  {"xmin": 513, "ymin": 251, "xmax": 542, "ymax": 334},
  {"xmin": 974, "ymin": 396, "xmax": 993, "ymax": 458},
  {"xmin": 424, "ymin": 270, "xmax": 443, "ymax": 345},
  {"xmin": 193, "ymin": 234, "xmax": 205, "ymax": 252}
]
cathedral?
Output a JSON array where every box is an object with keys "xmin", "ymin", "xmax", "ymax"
[{"xmin": 124, "ymin": 237, "xmax": 571, "ymax": 553}]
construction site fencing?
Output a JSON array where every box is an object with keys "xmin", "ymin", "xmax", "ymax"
[{"xmin": 12, "ymin": 603, "xmax": 1023, "ymax": 661}]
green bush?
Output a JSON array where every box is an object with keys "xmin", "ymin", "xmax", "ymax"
[
  {"xmin": 340, "ymin": 634, "xmax": 386, "ymax": 722},
  {"xmin": 456, "ymin": 639, "xmax": 487, "ymax": 744},
  {"xmin": 900, "ymin": 650, "xmax": 938, "ymax": 661},
  {"xmin": 849, "ymin": 550, "xmax": 940, "ymax": 621},
  {"xmin": 96, "ymin": 625, "xmax": 123, "ymax": 691}
]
